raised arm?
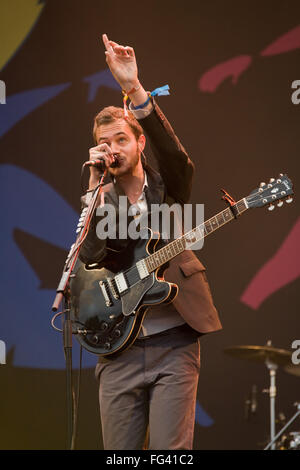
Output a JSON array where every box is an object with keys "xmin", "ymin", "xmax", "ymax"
[
  {"xmin": 102, "ymin": 33, "xmax": 153, "ymax": 113},
  {"xmin": 103, "ymin": 34, "xmax": 194, "ymax": 203}
]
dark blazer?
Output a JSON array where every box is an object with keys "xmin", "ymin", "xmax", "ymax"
[{"xmin": 79, "ymin": 100, "xmax": 222, "ymax": 334}]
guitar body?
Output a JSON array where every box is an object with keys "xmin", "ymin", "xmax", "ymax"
[{"xmin": 69, "ymin": 228, "xmax": 178, "ymax": 357}]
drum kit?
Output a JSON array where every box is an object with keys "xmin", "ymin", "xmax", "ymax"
[{"xmin": 224, "ymin": 340, "xmax": 300, "ymax": 450}]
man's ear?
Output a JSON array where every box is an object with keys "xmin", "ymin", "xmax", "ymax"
[{"xmin": 138, "ymin": 134, "xmax": 146, "ymax": 153}]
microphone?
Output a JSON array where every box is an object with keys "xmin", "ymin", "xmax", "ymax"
[{"xmin": 84, "ymin": 154, "xmax": 119, "ymax": 170}]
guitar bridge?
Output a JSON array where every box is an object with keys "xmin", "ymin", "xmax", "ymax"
[
  {"xmin": 107, "ymin": 277, "xmax": 119, "ymax": 299},
  {"xmin": 99, "ymin": 280, "xmax": 113, "ymax": 307}
]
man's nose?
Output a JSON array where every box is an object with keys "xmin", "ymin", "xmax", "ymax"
[{"xmin": 110, "ymin": 143, "xmax": 121, "ymax": 155}]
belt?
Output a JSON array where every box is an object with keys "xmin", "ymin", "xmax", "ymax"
[{"xmin": 134, "ymin": 323, "xmax": 200, "ymax": 342}]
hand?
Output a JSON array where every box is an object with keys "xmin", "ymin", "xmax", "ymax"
[
  {"xmin": 102, "ymin": 33, "xmax": 139, "ymax": 92},
  {"xmin": 88, "ymin": 143, "xmax": 115, "ymax": 189}
]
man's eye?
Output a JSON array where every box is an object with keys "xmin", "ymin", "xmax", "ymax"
[{"xmin": 119, "ymin": 137, "xmax": 126, "ymax": 143}]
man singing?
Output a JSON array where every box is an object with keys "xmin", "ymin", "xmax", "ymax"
[{"xmin": 79, "ymin": 34, "xmax": 222, "ymax": 450}]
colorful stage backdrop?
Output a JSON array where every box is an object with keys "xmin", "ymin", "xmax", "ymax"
[{"xmin": 0, "ymin": 0, "xmax": 299, "ymax": 449}]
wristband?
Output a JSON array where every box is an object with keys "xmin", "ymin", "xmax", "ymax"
[
  {"xmin": 131, "ymin": 94, "xmax": 151, "ymax": 110},
  {"xmin": 150, "ymin": 84, "xmax": 170, "ymax": 97},
  {"xmin": 122, "ymin": 82, "xmax": 141, "ymax": 95},
  {"xmin": 122, "ymin": 84, "xmax": 170, "ymax": 118},
  {"xmin": 131, "ymin": 85, "xmax": 170, "ymax": 110}
]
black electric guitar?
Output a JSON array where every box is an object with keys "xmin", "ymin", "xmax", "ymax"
[{"xmin": 69, "ymin": 174, "xmax": 293, "ymax": 357}]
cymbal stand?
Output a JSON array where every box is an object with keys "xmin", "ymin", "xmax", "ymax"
[
  {"xmin": 264, "ymin": 359, "xmax": 278, "ymax": 450},
  {"xmin": 264, "ymin": 402, "xmax": 300, "ymax": 450}
]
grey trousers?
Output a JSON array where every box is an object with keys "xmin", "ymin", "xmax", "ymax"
[{"xmin": 95, "ymin": 324, "xmax": 201, "ymax": 450}]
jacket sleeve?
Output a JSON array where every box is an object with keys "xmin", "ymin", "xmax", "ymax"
[{"xmin": 136, "ymin": 99, "xmax": 195, "ymax": 204}]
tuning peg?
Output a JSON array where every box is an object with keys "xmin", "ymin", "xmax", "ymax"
[
  {"xmin": 259, "ymin": 182, "xmax": 266, "ymax": 192},
  {"xmin": 277, "ymin": 200, "xmax": 283, "ymax": 207},
  {"xmin": 269, "ymin": 178, "xmax": 275, "ymax": 183},
  {"xmin": 286, "ymin": 196, "xmax": 293, "ymax": 204},
  {"xmin": 276, "ymin": 174, "xmax": 284, "ymax": 183},
  {"xmin": 268, "ymin": 203, "xmax": 275, "ymax": 211}
]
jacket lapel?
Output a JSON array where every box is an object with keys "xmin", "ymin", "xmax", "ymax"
[{"xmin": 143, "ymin": 164, "xmax": 165, "ymax": 207}]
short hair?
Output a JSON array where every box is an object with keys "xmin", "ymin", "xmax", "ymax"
[{"xmin": 93, "ymin": 106, "xmax": 144, "ymax": 144}]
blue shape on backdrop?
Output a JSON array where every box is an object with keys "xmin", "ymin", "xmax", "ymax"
[
  {"xmin": 83, "ymin": 68, "xmax": 120, "ymax": 102},
  {"xmin": 195, "ymin": 401, "xmax": 214, "ymax": 427},
  {"xmin": 0, "ymin": 164, "xmax": 97, "ymax": 369},
  {"xmin": 0, "ymin": 83, "xmax": 71, "ymax": 138}
]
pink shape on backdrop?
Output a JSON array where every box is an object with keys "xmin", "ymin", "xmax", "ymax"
[
  {"xmin": 241, "ymin": 216, "xmax": 300, "ymax": 310},
  {"xmin": 260, "ymin": 24, "xmax": 300, "ymax": 56},
  {"xmin": 198, "ymin": 55, "xmax": 252, "ymax": 93}
]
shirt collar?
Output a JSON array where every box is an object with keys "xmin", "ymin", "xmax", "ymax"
[
  {"xmin": 142, "ymin": 171, "xmax": 148, "ymax": 191},
  {"xmin": 113, "ymin": 171, "xmax": 148, "ymax": 191}
]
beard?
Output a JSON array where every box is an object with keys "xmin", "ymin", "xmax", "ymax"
[{"xmin": 109, "ymin": 147, "xmax": 141, "ymax": 177}]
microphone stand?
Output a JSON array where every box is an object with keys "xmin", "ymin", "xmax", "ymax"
[{"xmin": 51, "ymin": 170, "xmax": 106, "ymax": 450}]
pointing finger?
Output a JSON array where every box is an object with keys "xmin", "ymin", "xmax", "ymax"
[
  {"xmin": 102, "ymin": 34, "xmax": 114, "ymax": 54},
  {"xmin": 108, "ymin": 40, "xmax": 119, "ymax": 47}
]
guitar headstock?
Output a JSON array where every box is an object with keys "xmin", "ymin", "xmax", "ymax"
[{"xmin": 246, "ymin": 174, "xmax": 294, "ymax": 210}]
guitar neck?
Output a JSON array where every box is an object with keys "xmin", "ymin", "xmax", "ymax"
[{"xmin": 145, "ymin": 198, "xmax": 249, "ymax": 273}]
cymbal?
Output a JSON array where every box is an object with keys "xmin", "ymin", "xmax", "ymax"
[
  {"xmin": 224, "ymin": 345, "xmax": 292, "ymax": 366},
  {"xmin": 284, "ymin": 364, "xmax": 300, "ymax": 377}
]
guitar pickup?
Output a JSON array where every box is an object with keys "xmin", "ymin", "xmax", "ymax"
[
  {"xmin": 114, "ymin": 272, "xmax": 128, "ymax": 295},
  {"xmin": 136, "ymin": 260, "xmax": 149, "ymax": 280},
  {"xmin": 99, "ymin": 281, "xmax": 113, "ymax": 307}
]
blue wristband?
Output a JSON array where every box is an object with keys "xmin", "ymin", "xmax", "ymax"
[
  {"xmin": 131, "ymin": 85, "xmax": 170, "ymax": 110},
  {"xmin": 131, "ymin": 95, "xmax": 151, "ymax": 110}
]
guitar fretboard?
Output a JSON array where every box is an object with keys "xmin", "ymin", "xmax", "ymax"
[{"xmin": 145, "ymin": 198, "xmax": 248, "ymax": 272}]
